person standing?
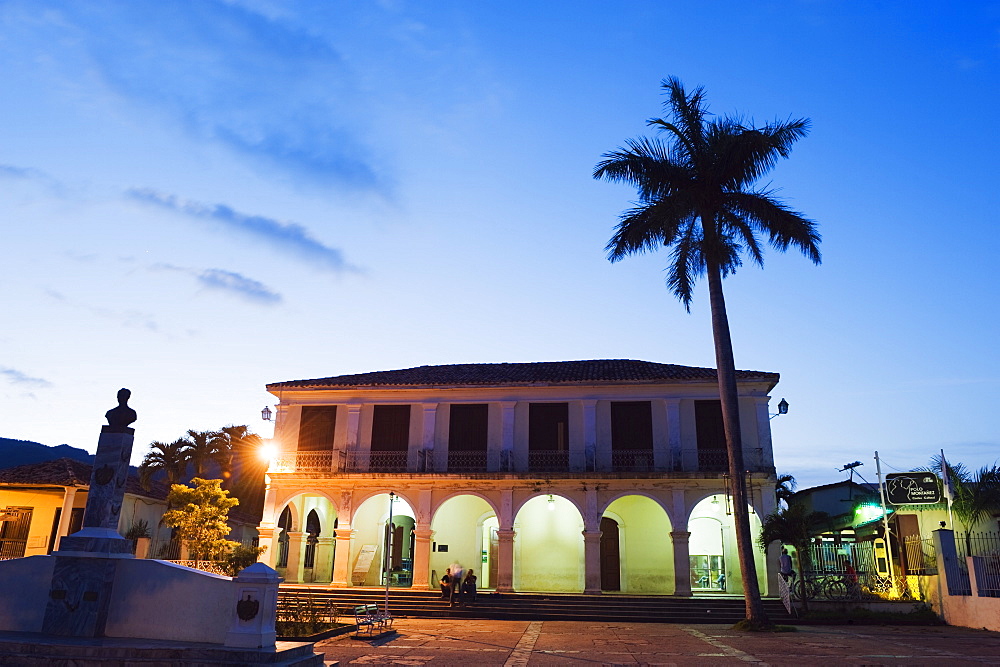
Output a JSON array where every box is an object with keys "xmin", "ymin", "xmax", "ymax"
[{"xmin": 449, "ymin": 562, "xmax": 464, "ymax": 607}]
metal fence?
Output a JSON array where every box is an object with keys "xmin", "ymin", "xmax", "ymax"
[
  {"xmin": 610, "ymin": 449, "xmax": 654, "ymax": 472},
  {"xmin": 903, "ymin": 535, "xmax": 938, "ymax": 575}
]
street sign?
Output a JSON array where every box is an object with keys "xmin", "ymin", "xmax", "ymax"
[{"xmin": 885, "ymin": 472, "xmax": 941, "ymax": 505}]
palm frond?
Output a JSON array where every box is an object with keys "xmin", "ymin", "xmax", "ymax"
[{"xmin": 725, "ymin": 191, "xmax": 821, "ymax": 264}]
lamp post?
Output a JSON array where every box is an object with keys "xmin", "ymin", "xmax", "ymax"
[{"xmin": 384, "ymin": 491, "xmax": 395, "ymax": 616}]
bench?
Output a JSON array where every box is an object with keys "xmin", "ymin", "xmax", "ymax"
[
  {"xmin": 353, "ymin": 605, "xmax": 379, "ymax": 637},
  {"xmin": 367, "ymin": 603, "xmax": 393, "ymax": 630},
  {"xmin": 353, "ymin": 603, "xmax": 393, "ymax": 637}
]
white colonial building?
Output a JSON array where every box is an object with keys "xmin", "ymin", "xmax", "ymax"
[{"xmin": 258, "ymin": 359, "xmax": 782, "ymax": 596}]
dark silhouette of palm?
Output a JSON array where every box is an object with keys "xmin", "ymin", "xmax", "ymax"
[
  {"xmin": 595, "ymin": 77, "xmax": 821, "ymax": 625},
  {"xmin": 759, "ymin": 504, "xmax": 830, "ymax": 612},
  {"xmin": 184, "ymin": 429, "xmax": 228, "ymax": 478},
  {"xmin": 138, "ymin": 438, "xmax": 190, "ymax": 489}
]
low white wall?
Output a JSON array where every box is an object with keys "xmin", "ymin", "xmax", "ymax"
[
  {"xmin": 0, "ymin": 556, "xmax": 55, "ymax": 632},
  {"xmin": 940, "ymin": 593, "xmax": 1000, "ymax": 632},
  {"xmin": 106, "ymin": 559, "xmax": 233, "ymax": 643}
]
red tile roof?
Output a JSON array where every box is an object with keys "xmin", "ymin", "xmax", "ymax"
[
  {"xmin": 268, "ymin": 359, "xmax": 779, "ymax": 390},
  {"xmin": 0, "ymin": 458, "xmax": 169, "ymax": 501}
]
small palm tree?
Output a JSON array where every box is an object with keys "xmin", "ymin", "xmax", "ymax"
[
  {"xmin": 759, "ymin": 504, "xmax": 829, "ymax": 612},
  {"xmin": 138, "ymin": 438, "xmax": 190, "ymax": 489},
  {"xmin": 776, "ymin": 474, "xmax": 797, "ymax": 509},
  {"xmin": 595, "ymin": 77, "xmax": 821, "ymax": 626}
]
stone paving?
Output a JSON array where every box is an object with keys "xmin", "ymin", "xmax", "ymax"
[{"xmin": 316, "ymin": 618, "xmax": 1000, "ymax": 665}]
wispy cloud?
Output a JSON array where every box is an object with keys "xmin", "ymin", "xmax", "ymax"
[
  {"xmin": 129, "ymin": 189, "xmax": 357, "ymax": 273},
  {"xmin": 44, "ymin": 2, "xmax": 384, "ymax": 191},
  {"xmin": 0, "ymin": 367, "xmax": 52, "ymax": 389},
  {"xmin": 150, "ymin": 263, "xmax": 282, "ymax": 305},
  {"xmin": 0, "ymin": 164, "xmax": 44, "ymax": 180},
  {"xmin": 42, "ymin": 289, "xmax": 161, "ymax": 333}
]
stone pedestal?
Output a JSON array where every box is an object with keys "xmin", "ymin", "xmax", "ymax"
[
  {"xmin": 582, "ymin": 530, "xmax": 603, "ymax": 594},
  {"xmin": 225, "ymin": 563, "xmax": 282, "ymax": 649},
  {"xmin": 496, "ymin": 529, "xmax": 516, "ymax": 592}
]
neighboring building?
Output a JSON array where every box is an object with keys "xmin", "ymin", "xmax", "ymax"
[
  {"xmin": 259, "ymin": 359, "xmax": 783, "ymax": 596},
  {"xmin": 0, "ymin": 458, "xmax": 171, "ymax": 558},
  {"xmin": 789, "ymin": 478, "xmax": 953, "ymax": 578}
]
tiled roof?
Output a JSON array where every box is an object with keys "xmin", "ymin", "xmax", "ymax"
[
  {"xmin": 268, "ymin": 359, "xmax": 779, "ymax": 389},
  {"xmin": 0, "ymin": 458, "xmax": 169, "ymax": 501}
]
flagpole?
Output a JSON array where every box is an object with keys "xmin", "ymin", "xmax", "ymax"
[
  {"xmin": 874, "ymin": 451, "xmax": 896, "ymax": 586},
  {"xmin": 385, "ymin": 491, "xmax": 394, "ymax": 615}
]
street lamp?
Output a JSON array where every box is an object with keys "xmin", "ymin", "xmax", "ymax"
[
  {"xmin": 769, "ymin": 398, "xmax": 790, "ymax": 420},
  {"xmin": 261, "ymin": 406, "xmax": 273, "ymax": 421}
]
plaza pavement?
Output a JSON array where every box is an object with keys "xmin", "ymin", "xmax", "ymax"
[{"xmin": 316, "ymin": 618, "xmax": 1000, "ymax": 665}]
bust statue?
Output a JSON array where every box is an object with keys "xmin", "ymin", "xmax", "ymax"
[{"xmin": 104, "ymin": 388, "xmax": 137, "ymax": 433}]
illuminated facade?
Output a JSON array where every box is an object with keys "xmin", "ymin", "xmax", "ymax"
[{"xmin": 258, "ymin": 359, "xmax": 782, "ymax": 596}]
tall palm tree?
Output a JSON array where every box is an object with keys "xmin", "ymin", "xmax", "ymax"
[
  {"xmin": 181, "ymin": 429, "xmax": 226, "ymax": 478},
  {"xmin": 214, "ymin": 425, "xmax": 267, "ymax": 516},
  {"xmin": 138, "ymin": 438, "xmax": 190, "ymax": 489},
  {"xmin": 595, "ymin": 77, "xmax": 821, "ymax": 626}
]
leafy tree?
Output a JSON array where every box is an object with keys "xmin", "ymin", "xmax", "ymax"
[
  {"xmin": 931, "ymin": 455, "xmax": 1000, "ymax": 552},
  {"xmin": 595, "ymin": 77, "xmax": 821, "ymax": 627},
  {"xmin": 138, "ymin": 438, "xmax": 190, "ymax": 490},
  {"xmin": 776, "ymin": 474, "xmax": 797, "ymax": 509},
  {"xmin": 758, "ymin": 504, "xmax": 829, "ymax": 612},
  {"xmin": 162, "ymin": 477, "xmax": 239, "ymax": 566},
  {"xmin": 184, "ymin": 429, "xmax": 229, "ymax": 478}
]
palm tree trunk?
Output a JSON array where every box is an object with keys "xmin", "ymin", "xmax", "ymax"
[{"xmin": 706, "ymin": 259, "xmax": 769, "ymax": 626}]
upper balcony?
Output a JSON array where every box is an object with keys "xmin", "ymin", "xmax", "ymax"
[{"xmin": 272, "ymin": 446, "xmax": 773, "ymax": 476}]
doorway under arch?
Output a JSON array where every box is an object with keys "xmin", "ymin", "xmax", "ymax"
[
  {"xmin": 513, "ymin": 494, "xmax": 584, "ymax": 592},
  {"xmin": 601, "ymin": 494, "xmax": 673, "ymax": 593}
]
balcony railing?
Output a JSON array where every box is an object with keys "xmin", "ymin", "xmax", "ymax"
[
  {"xmin": 528, "ymin": 450, "xmax": 569, "ymax": 472},
  {"xmin": 698, "ymin": 450, "xmax": 729, "ymax": 472},
  {"xmin": 447, "ymin": 450, "xmax": 488, "ymax": 473},
  {"xmin": 365, "ymin": 450, "xmax": 409, "ymax": 472},
  {"xmin": 273, "ymin": 446, "xmax": 764, "ymax": 475},
  {"xmin": 611, "ymin": 449, "xmax": 654, "ymax": 472}
]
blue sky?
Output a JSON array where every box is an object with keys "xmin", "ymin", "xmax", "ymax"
[{"xmin": 1, "ymin": 1, "xmax": 998, "ymax": 490}]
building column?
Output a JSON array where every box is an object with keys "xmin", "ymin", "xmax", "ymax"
[
  {"xmin": 285, "ymin": 531, "xmax": 307, "ymax": 584},
  {"xmin": 257, "ymin": 526, "xmax": 278, "ymax": 567},
  {"xmin": 498, "ymin": 401, "xmax": 516, "ymax": 471},
  {"xmin": 666, "ymin": 399, "xmax": 682, "ymax": 471},
  {"xmin": 417, "ymin": 403, "xmax": 438, "ymax": 472},
  {"xmin": 671, "ymin": 531, "xmax": 693, "ymax": 596},
  {"xmin": 496, "ymin": 528, "xmax": 516, "ymax": 592},
  {"xmin": 583, "ymin": 530, "xmax": 603, "ymax": 594},
  {"xmin": 54, "ymin": 487, "xmax": 78, "ymax": 550},
  {"xmin": 755, "ymin": 397, "xmax": 775, "ymax": 472},
  {"xmin": 331, "ymin": 526, "xmax": 354, "ymax": 586},
  {"xmin": 582, "ymin": 399, "xmax": 598, "ymax": 470},
  {"xmin": 313, "ymin": 536, "xmax": 335, "ymax": 583},
  {"xmin": 412, "ymin": 525, "xmax": 434, "ymax": 590},
  {"xmin": 344, "ymin": 404, "xmax": 362, "ymax": 471}
]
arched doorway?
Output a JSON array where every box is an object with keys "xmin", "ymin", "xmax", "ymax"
[
  {"xmin": 600, "ymin": 517, "xmax": 621, "ymax": 591},
  {"xmin": 688, "ymin": 495, "xmax": 766, "ymax": 595},
  {"xmin": 602, "ymin": 494, "xmax": 673, "ymax": 593},
  {"xmin": 429, "ymin": 494, "xmax": 497, "ymax": 590},
  {"xmin": 350, "ymin": 493, "xmax": 416, "ymax": 587},
  {"xmin": 273, "ymin": 493, "xmax": 337, "ymax": 584},
  {"xmin": 513, "ymin": 494, "xmax": 584, "ymax": 592}
]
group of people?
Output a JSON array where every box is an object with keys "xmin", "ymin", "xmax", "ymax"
[{"xmin": 439, "ymin": 564, "xmax": 477, "ymax": 606}]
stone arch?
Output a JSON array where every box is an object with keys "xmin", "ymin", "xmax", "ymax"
[
  {"xmin": 349, "ymin": 492, "xmax": 417, "ymax": 587},
  {"xmin": 429, "ymin": 494, "xmax": 498, "ymax": 590},
  {"xmin": 512, "ymin": 493, "xmax": 585, "ymax": 592},
  {"xmin": 601, "ymin": 490, "xmax": 675, "ymax": 527},
  {"xmin": 687, "ymin": 494, "xmax": 766, "ymax": 596},
  {"xmin": 273, "ymin": 492, "xmax": 339, "ymax": 584},
  {"xmin": 513, "ymin": 491, "xmax": 585, "ymax": 523},
  {"xmin": 602, "ymin": 494, "xmax": 674, "ymax": 594}
]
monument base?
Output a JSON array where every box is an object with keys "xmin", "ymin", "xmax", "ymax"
[{"xmin": 0, "ymin": 631, "xmax": 328, "ymax": 666}]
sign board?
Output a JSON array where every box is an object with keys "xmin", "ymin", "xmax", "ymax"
[
  {"xmin": 885, "ymin": 472, "xmax": 941, "ymax": 505},
  {"xmin": 351, "ymin": 544, "xmax": 378, "ymax": 585}
]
